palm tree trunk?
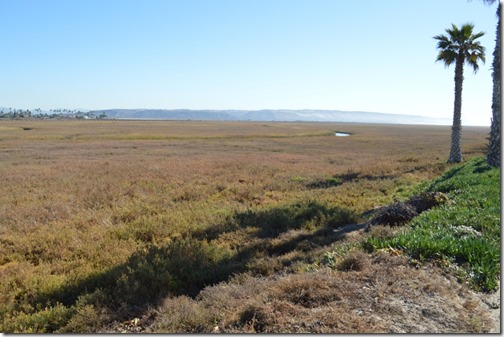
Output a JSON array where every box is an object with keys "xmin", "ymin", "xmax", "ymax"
[
  {"xmin": 487, "ymin": 3, "xmax": 501, "ymax": 167},
  {"xmin": 448, "ymin": 56, "xmax": 464, "ymax": 163}
]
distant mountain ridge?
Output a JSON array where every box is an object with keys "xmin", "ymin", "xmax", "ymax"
[{"xmin": 90, "ymin": 109, "xmax": 450, "ymax": 125}]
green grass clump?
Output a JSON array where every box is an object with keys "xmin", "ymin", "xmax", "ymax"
[
  {"xmin": 367, "ymin": 157, "xmax": 500, "ymax": 292},
  {"xmin": 306, "ymin": 177, "xmax": 343, "ymax": 189}
]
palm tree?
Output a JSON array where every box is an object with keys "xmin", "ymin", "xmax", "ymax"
[
  {"xmin": 434, "ymin": 23, "xmax": 486, "ymax": 163},
  {"xmin": 483, "ymin": 1, "xmax": 501, "ymax": 167}
]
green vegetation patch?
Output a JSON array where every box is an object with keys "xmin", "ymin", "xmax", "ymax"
[
  {"xmin": 306, "ymin": 177, "xmax": 343, "ymax": 189},
  {"xmin": 367, "ymin": 158, "xmax": 500, "ymax": 292}
]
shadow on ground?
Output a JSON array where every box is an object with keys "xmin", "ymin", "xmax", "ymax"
[{"xmin": 27, "ymin": 200, "xmax": 366, "ymax": 331}]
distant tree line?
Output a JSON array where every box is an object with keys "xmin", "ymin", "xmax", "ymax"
[
  {"xmin": 0, "ymin": 109, "xmax": 107, "ymax": 120},
  {"xmin": 0, "ymin": 109, "xmax": 32, "ymax": 119}
]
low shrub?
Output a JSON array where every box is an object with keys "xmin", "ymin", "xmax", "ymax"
[
  {"xmin": 58, "ymin": 304, "xmax": 108, "ymax": 333},
  {"xmin": 239, "ymin": 305, "xmax": 272, "ymax": 333},
  {"xmin": 110, "ymin": 238, "xmax": 236, "ymax": 302},
  {"xmin": 150, "ymin": 296, "xmax": 212, "ymax": 333},
  {"xmin": 337, "ymin": 251, "xmax": 370, "ymax": 272},
  {"xmin": 4, "ymin": 303, "xmax": 74, "ymax": 333}
]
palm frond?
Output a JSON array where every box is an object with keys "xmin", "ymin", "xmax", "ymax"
[
  {"xmin": 467, "ymin": 59, "xmax": 481, "ymax": 73},
  {"xmin": 464, "ymin": 48, "xmax": 485, "ymax": 73},
  {"xmin": 433, "ymin": 34, "xmax": 447, "ymax": 41},
  {"xmin": 436, "ymin": 50, "xmax": 457, "ymax": 67},
  {"xmin": 447, "ymin": 24, "xmax": 460, "ymax": 41},
  {"xmin": 470, "ymin": 31, "xmax": 485, "ymax": 41},
  {"xmin": 434, "ymin": 34, "xmax": 456, "ymax": 51},
  {"xmin": 460, "ymin": 23, "xmax": 475, "ymax": 39},
  {"xmin": 434, "ymin": 23, "xmax": 486, "ymax": 71}
]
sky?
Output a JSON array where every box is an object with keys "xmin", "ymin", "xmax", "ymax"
[{"xmin": 0, "ymin": 0, "xmax": 499, "ymax": 126}]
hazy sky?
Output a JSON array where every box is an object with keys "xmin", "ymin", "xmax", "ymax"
[{"xmin": 0, "ymin": 0, "xmax": 498, "ymax": 125}]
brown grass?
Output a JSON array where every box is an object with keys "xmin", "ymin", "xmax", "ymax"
[{"xmin": 147, "ymin": 254, "xmax": 492, "ymax": 333}]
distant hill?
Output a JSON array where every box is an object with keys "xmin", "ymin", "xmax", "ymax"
[{"xmin": 89, "ymin": 109, "xmax": 450, "ymax": 125}]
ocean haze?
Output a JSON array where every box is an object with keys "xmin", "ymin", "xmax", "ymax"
[{"xmin": 91, "ymin": 109, "xmax": 451, "ymax": 125}]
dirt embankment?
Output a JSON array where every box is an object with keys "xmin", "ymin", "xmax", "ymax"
[{"xmin": 110, "ymin": 232, "xmax": 500, "ymax": 333}]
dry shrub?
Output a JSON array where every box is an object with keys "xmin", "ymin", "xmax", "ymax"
[
  {"xmin": 408, "ymin": 191, "xmax": 448, "ymax": 213},
  {"xmin": 368, "ymin": 191, "xmax": 448, "ymax": 227},
  {"xmin": 238, "ymin": 300, "xmax": 306, "ymax": 333},
  {"xmin": 372, "ymin": 250, "xmax": 408, "ymax": 267},
  {"xmin": 273, "ymin": 275, "xmax": 342, "ymax": 308},
  {"xmin": 239, "ymin": 305, "xmax": 273, "ymax": 332},
  {"xmin": 369, "ymin": 202, "xmax": 418, "ymax": 226},
  {"xmin": 246, "ymin": 255, "xmax": 283, "ymax": 276},
  {"xmin": 197, "ymin": 273, "xmax": 269, "ymax": 308},
  {"xmin": 151, "ymin": 296, "xmax": 211, "ymax": 333},
  {"xmin": 367, "ymin": 224, "xmax": 395, "ymax": 240},
  {"xmin": 337, "ymin": 251, "xmax": 371, "ymax": 272}
]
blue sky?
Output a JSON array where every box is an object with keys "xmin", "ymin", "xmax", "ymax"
[{"xmin": 0, "ymin": 0, "xmax": 498, "ymax": 125}]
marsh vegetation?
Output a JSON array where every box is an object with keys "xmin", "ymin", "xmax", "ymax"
[{"xmin": 0, "ymin": 120, "xmax": 498, "ymax": 333}]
